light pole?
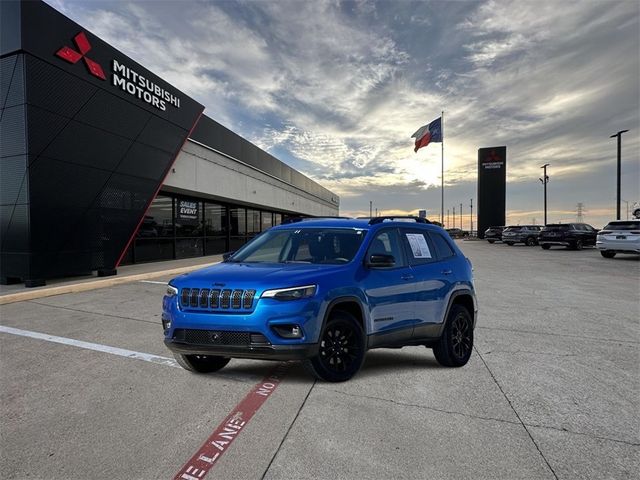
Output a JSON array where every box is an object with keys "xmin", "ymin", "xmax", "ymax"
[
  {"xmin": 447, "ymin": 209, "xmax": 450, "ymax": 227},
  {"xmin": 610, "ymin": 130, "xmax": 629, "ymax": 220},
  {"xmin": 453, "ymin": 207, "xmax": 456, "ymax": 228},
  {"xmin": 460, "ymin": 203, "xmax": 463, "ymax": 229},
  {"xmin": 369, "ymin": 200, "xmax": 372, "ymax": 218},
  {"xmin": 539, "ymin": 164, "xmax": 550, "ymax": 225},
  {"xmin": 470, "ymin": 199, "xmax": 473, "ymax": 235}
]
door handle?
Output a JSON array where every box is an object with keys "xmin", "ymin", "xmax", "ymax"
[
  {"xmin": 441, "ymin": 269, "xmax": 453, "ymax": 275},
  {"xmin": 401, "ymin": 274, "xmax": 414, "ymax": 280}
]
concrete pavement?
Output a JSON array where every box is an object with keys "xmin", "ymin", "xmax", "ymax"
[{"xmin": 0, "ymin": 241, "xmax": 638, "ymax": 479}]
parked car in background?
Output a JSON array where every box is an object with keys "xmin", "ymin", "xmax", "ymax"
[
  {"xmin": 445, "ymin": 228, "xmax": 469, "ymax": 239},
  {"xmin": 501, "ymin": 225, "xmax": 543, "ymax": 246},
  {"xmin": 538, "ymin": 223, "xmax": 598, "ymax": 250},
  {"xmin": 484, "ymin": 226, "xmax": 504, "ymax": 243},
  {"xmin": 596, "ymin": 220, "xmax": 640, "ymax": 258}
]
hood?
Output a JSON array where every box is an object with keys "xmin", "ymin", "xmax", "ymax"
[{"xmin": 170, "ymin": 262, "xmax": 349, "ymax": 290}]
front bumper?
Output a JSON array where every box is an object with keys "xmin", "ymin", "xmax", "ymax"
[{"xmin": 164, "ymin": 338, "xmax": 317, "ymax": 360}]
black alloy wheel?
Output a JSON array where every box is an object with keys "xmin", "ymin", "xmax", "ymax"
[
  {"xmin": 601, "ymin": 251, "xmax": 616, "ymax": 258},
  {"xmin": 526, "ymin": 237, "xmax": 536, "ymax": 246},
  {"xmin": 572, "ymin": 239, "xmax": 583, "ymax": 250},
  {"xmin": 174, "ymin": 354, "xmax": 230, "ymax": 373},
  {"xmin": 433, "ymin": 305, "xmax": 473, "ymax": 367},
  {"xmin": 304, "ymin": 312, "xmax": 365, "ymax": 382}
]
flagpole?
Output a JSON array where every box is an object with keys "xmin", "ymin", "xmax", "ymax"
[{"xmin": 441, "ymin": 110, "xmax": 444, "ymax": 225}]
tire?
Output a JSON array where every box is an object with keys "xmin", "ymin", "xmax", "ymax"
[
  {"xmin": 433, "ymin": 305, "xmax": 473, "ymax": 367},
  {"xmin": 487, "ymin": 240, "xmax": 495, "ymax": 244},
  {"xmin": 526, "ymin": 237, "xmax": 536, "ymax": 246},
  {"xmin": 572, "ymin": 239, "xmax": 583, "ymax": 250},
  {"xmin": 505, "ymin": 242, "xmax": 514, "ymax": 246},
  {"xmin": 174, "ymin": 354, "xmax": 230, "ymax": 373},
  {"xmin": 541, "ymin": 244, "xmax": 551, "ymax": 250},
  {"xmin": 601, "ymin": 250, "xmax": 616, "ymax": 258},
  {"xmin": 304, "ymin": 311, "xmax": 365, "ymax": 382}
]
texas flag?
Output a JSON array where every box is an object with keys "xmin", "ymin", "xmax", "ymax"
[{"xmin": 411, "ymin": 117, "xmax": 442, "ymax": 152}]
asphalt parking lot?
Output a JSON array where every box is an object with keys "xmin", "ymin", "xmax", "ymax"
[{"xmin": 1, "ymin": 241, "xmax": 638, "ymax": 480}]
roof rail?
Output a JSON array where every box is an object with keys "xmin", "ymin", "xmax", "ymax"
[
  {"xmin": 368, "ymin": 216, "xmax": 431, "ymax": 225},
  {"xmin": 281, "ymin": 216, "xmax": 352, "ymax": 225}
]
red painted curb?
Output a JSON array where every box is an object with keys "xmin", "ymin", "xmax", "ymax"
[{"xmin": 174, "ymin": 362, "xmax": 291, "ymax": 480}]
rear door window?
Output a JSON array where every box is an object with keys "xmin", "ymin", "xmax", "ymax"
[{"xmin": 400, "ymin": 229, "xmax": 436, "ymax": 265}]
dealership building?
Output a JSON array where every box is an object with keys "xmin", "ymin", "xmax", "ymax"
[{"xmin": 0, "ymin": 1, "xmax": 339, "ymax": 287}]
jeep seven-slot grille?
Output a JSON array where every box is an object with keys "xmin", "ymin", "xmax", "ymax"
[
  {"xmin": 179, "ymin": 288, "xmax": 257, "ymax": 311},
  {"xmin": 173, "ymin": 329, "xmax": 266, "ymax": 346}
]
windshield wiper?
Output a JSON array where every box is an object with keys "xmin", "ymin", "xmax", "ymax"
[{"xmin": 282, "ymin": 260, "xmax": 312, "ymax": 264}]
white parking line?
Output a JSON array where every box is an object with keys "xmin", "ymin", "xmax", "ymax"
[
  {"xmin": 0, "ymin": 325, "xmax": 180, "ymax": 368},
  {"xmin": 139, "ymin": 280, "xmax": 168, "ymax": 285}
]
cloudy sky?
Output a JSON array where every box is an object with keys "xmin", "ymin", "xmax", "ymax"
[{"xmin": 48, "ymin": 0, "xmax": 639, "ymax": 228}]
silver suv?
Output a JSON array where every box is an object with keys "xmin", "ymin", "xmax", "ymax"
[{"xmin": 502, "ymin": 225, "xmax": 543, "ymax": 246}]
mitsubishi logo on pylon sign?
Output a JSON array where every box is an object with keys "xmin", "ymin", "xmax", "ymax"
[{"xmin": 56, "ymin": 32, "xmax": 106, "ymax": 80}]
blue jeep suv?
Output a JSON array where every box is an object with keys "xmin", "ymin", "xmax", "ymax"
[{"xmin": 162, "ymin": 216, "xmax": 477, "ymax": 382}]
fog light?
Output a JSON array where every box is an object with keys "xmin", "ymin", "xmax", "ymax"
[
  {"xmin": 272, "ymin": 324, "xmax": 303, "ymax": 339},
  {"xmin": 161, "ymin": 314, "xmax": 171, "ymax": 331}
]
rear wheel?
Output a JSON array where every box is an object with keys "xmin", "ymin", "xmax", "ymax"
[
  {"xmin": 487, "ymin": 240, "xmax": 495, "ymax": 244},
  {"xmin": 526, "ymin": 237, "xmax": 536, "ymax": 246},
  {"xmin": 505, "ymin": 242, "xmax": 514, "ymax": 246},
  {"xmin": 433, "ymin": 305, "xmax": 473, "ymax": 367},
  {"xmin": 572, "ymin": 239, "xmax": 583, "ymax": 250},
  {"xmin": 174, "ymin": 354, "xmax": 230, "ymax": 373},
  {"xmin": 541, "ymin": 244, "xmax": 551, "ymax": 250},
  {"xmin": 601, "ymin": 250, "xmax": 616, "ymax": 258},
  {"xmin": 304, "ymin": 311, "xmax": 365, "ymax": 382}
]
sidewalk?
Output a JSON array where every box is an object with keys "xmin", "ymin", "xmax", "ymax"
[{"xmin": 0, "ymin": 255, "xmax": 222, "ymax": 305}]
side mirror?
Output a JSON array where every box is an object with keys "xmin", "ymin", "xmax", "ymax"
[
  {"xmin": 366, "ymin": 254, "xmax": 396, "ymax": 268},
  {"xmin": 222, "ymin": 251, "xmax": 236, "ymax": 262}
]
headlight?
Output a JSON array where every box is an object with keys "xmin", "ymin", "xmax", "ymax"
[
  {"xmin": 166, "ymin": 285, "xmax": 178, "ymax": 297},
  {"xmin": 261, "ymin": 285, "xmax": 317, "ymax": 301}
]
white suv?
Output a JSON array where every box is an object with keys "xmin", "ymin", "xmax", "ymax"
[{"xmin": 596, "ymin": 220, "xmax": 640, "ymax": 258}]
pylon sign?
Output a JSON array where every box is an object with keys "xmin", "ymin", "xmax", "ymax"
[{"xmin": 477, "ymin": 147, "xmax": 506, "ymax": 238}]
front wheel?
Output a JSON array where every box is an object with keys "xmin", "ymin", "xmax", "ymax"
[
  {"xmin": 304, "ymin": 311, "xmax": 365, "ymax": 382},
  {"xmin": 487, "ymin": 240, "xmax": 495, "ymax": 244},
  {"xmin": 526, "ymin": 237, "xmax": 536, "ymax": 246},
  {"xmin": 433, "ymin": 305, "xmax": 473, "ymax": 367},
  {"xmin": 174, "ymin": 354, "xmax": 230, "ymax": 373},
  {"xmin": 572, "ymin": 239, "xmax": 583, "ymax": 250},
  {"xmin": 541, "ymin": 244, "xmax": 551, "ymax": 250},
  {"xmin": 505, "ymin": 242, "xmax": 514, "ymax": 246},
  {"xmin": 601, "ymin": 250, "xmax": 616, "ymax": 258}
]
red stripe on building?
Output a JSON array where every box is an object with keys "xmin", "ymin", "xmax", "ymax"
[{"xmin": 174, "ymin": 362, "xmax": 291, "ymax": 480}]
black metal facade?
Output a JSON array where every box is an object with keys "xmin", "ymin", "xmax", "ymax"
[
  {"xmin": 0, "ymin": 1, "xmax": 203, "ymax": 284},
  {"xmin": 477, "ymin": 146, "xmax": 507, "ymax": 239}
]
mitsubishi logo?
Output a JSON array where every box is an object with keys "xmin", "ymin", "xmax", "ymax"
[{"xmin": 55, "ymin": 32, "xmax": 106, "ymax": 80}]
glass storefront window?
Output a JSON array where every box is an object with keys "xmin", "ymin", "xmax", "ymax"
[
  {"xmin": 137, "ymin": 195, "xmax": 173, "ymax": 238},
  {"xmin": 230, "ymin": 208, "xmax": 246, "ymax": 236},
  {"xmin": 262, "ymin": 212, "xmax": 273, "ymax": 231},
  {"xmin": 274, "ymin": 213, "xmax": 282, "ymax": 226},
  {"xmin": 204, "ymin": 203, "xmax": 227, "ymax": 236},
  {"xmin": 247, "ymin": 209, "xmax": 261, "ymax": 235},
  {"xmin": 175, "ymin": 198, "xmax": 203, "ymax": 237}
]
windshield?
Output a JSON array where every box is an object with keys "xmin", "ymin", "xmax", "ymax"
[
  {"xmin": 603, "ymin": 221, "xmax": 640, "ymax": 231},
  {"xmin": 230, "ymin": 228, "xmax": 367, "ymax": 264}
]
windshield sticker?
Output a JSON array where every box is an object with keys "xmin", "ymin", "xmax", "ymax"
[{"xmin": 405, "ymin": 233, "xmax": 431, "ymax": 258}]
